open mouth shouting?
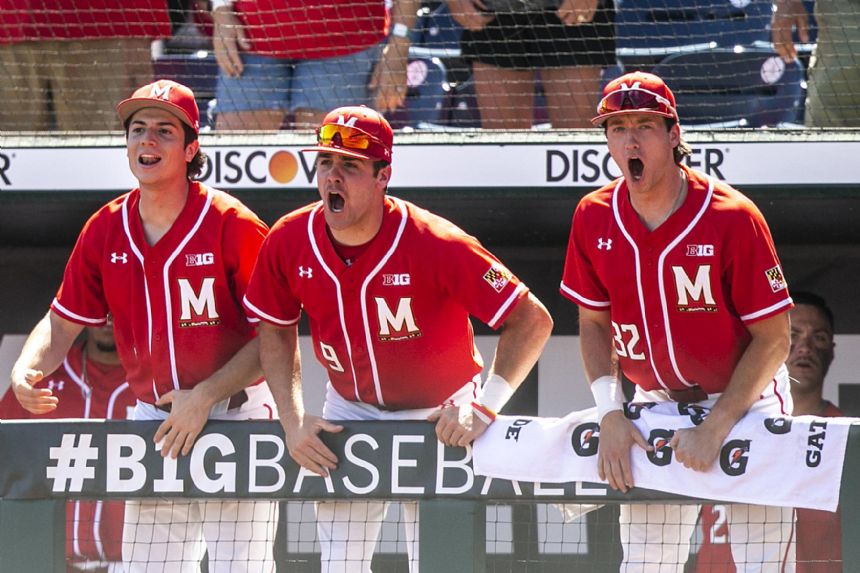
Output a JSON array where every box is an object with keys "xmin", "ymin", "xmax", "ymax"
[
  {"xmin": 328, "ymin": 191, "xmax": 345, "ymax": 213},
  {"xmin": 628, "ymin": 158, "xmax": 644, "ymax": 182}
]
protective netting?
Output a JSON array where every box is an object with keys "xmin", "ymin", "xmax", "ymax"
[
  {"xmin": 1, "ymin": 1, "xmax": 858, "ymax": 133},
  {"xmin": 60, "ymin": 499, "xmax": 828, "ymax": 571}
]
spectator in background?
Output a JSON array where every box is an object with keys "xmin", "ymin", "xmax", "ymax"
[
  {"xmin": 211, "ymin": 0, "xmax": 418, "ymax": 130},
  {"xmin": 772, "ymin": 0, "xmax": 860, "ymax": 127},
  {"xmin": 0, "ymin": 0, "xmax": 170, "ymax": 131},
  {"xmin": 0, "ymin": 319, "xmax": 134, "ymax": 573},
  {"xmin": 695, "ymin": 291, "xmax": 843, "ymax": 573},
  {"xmin": 448, "ymin": 0, "xmax": 616, "ymax": 128}
]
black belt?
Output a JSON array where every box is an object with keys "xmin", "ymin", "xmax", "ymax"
[
  {"xmin": 156, "ymin": 389, "xmax": 249, "ymax": 413},
  {"xmin": 666, "ymin": 385, "xmax": 709, "ymax": 403}
]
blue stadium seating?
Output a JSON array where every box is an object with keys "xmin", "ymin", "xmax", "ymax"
[
  {"xmin": 650, "ymin": 47, "xmax": 805, "ymax": 127},
  {"xmin": 385, "ymin": 57, "xmax": 450, "ymax": 129},
  {"xmin": 411, "ymin": 3, "xmax": 463, "ymax": 58},
  {"xmin": 616, "ymin": 0, "xmax": 772, "ymax": 65},
  {"xmin": 406, "ymin": 57, "xmax": 449, "ymax": 127}
]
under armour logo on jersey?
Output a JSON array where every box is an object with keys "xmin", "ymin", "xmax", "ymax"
[
  {"xmin": 110, "ymin": 252, "xmax": 128, "ymax": 264},
  {"xmin": 597, "ymin": 238, "xmax": 613, "ymax": 250},
  {"xmin": 298, "ymin": 266, "xmax": 313, "ymax": 279},
  {"xmin": 46, "ymin": 379, "xmax": 65, "ymax": 391}
]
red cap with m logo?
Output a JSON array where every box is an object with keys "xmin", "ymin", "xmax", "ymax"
[
  {"xmin": 302, "ymin": 105, "xmax": 393, "ymax": 163},
  {"xmin": 116, "ymin": 79, "xmax": 200, "ymax": 133},
  {"xmin": 592, "ymin": 72, "xmax": 679, "ymax": 126}
]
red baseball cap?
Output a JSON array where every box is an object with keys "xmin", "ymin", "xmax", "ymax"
[
  {"xmin": 302, "ymin": 105, "xmax": 393, "ymax": 163},
  {"xmin": 116, "ymin": 79, "xmax": 200, "ymax": 133},
  {"xmin": 591, "ymin": 71, "xmax": 679, "ymax": 126}
]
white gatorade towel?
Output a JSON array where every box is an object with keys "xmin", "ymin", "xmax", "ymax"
[{"xmin": 472, "ymin": 403, "xmax": 856, "ymax": 511}]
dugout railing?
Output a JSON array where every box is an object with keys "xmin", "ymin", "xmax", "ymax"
[{"xmin": 0, "ymin": 419, "xmax": 857, "ymax": 572}]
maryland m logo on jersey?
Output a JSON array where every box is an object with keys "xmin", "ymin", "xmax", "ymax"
[
  {"xmin": 375, "ymin": 297, "xmax": 422, "ymax": 341},
  {"xmin": 177, "ymin": 277, "xmax": 221, "ymax": 327},
  {"xmin": 672, "ymin": 265, "xmax": 718, "ymax": 313}
]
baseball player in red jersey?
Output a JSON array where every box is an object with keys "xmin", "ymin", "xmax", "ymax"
[
  {"xmin": 696, "ymin": 292, "xmax": 843, "ymax": 573},
  {"xmin": 243, "ymin": 105, "xmax": 553, "ymax": 571},
  {"xmin": 561, "ymin": 72, "xmax": 796, "ymax": 572},
  {"xmin": 9, "ymin": 80, "xmax": 276, "ymax": 572},
  {"xmin": 1, "ymin": 321, "xmax": 134, "ymax": 573}
]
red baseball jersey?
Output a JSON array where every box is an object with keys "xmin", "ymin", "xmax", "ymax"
[
  {"xmin": 561, "ymin": 166, "xmax": 792, "ymax": 394},
  {"xmin": 244, "ymin": 196, "xmax": 529, "ymax": 410},
  {"xmin": 696, "ymin": 402, "xmax": 843, "ymax": 573},
  {"xmin": 0, "ymin": 341, "xmax": 134, "ymax": 563},
  {"xmin": 234, "ymin": 0, "xmax": 387, "ymax": 59},
  {"xmin": 51, "ymin": 182, "xmax": 267, "ymax": 404}
]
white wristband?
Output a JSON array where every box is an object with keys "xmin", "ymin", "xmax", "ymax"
[
  {"xmin": 211, "ymin": 0, "xmax": 232, "ymax": 11},
  {"xmin": 590, "ymin": 375, "xmax": 624, "ymax": 422},
  {"xmin": 475, "ymin": 373, "xmax": 514, "ymax": 414}
]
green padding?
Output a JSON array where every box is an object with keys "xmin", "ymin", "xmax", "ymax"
[
  {"xmin": 839, "ymin": 425, "xmax": 860, "ymax": 566},
  {"xmin": 419, "ymin": 500, "xmax": 486, "ymax": 573},
  {"xmin": 0, "ymin": 499, "xmax": 65, "ymax": 573}
]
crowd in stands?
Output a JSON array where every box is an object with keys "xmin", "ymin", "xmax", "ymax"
[{"xmin": 0, "ymin": 1, "xmax": 858, "ymax": 131}]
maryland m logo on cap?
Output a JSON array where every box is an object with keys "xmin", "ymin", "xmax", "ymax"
[{"xmin": 116, "ymin": 79, "xmax": 200, "ymax": 133}]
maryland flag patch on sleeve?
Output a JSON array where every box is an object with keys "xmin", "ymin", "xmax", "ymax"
[
  {"xmin": 483, "ymin": 263, "xmax": 512, "ymax": 293},
  {"xmin": 765, "ymin": 265, "xmax": 787, "ymax": 293}
]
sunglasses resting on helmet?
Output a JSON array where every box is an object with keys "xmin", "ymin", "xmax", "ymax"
[
  {"xmin": 316, "ymin": 124, "xmax": 384, "ymax": 151},
  {"xmin": 596, "ymin": 87, "xmax": 677, "ymax": 118}
]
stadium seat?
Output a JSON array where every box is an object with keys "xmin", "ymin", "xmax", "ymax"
[
  {"xmin": 152, "ymin": 52, "xmax": 218, "ymax": 128},
  {"xmin": 615, "ymin": 0, "xmax": 772, "ymax": 65},
  {"xmin": 650, "ymin": 47, "xmax": 805, "ymax": 127},
  {"xmin": 444, "ymin": 76, "xmax": 482, "ymax": 128},
  {"xmin": 387, "ymin": 57, "xmax": 450, "ymax": 129},
  {"xmin": 410, "ymin": 2, "xmax": 463, "ymax": 59}
]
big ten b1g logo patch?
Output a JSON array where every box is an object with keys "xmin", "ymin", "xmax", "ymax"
[
  {"xmin": 720, "ymin": 439, "xmax": 751, "ymax": 476},
  {"xmin": 570, "ymin": 422, "xmax": 600, "ymax": 456},
  {"xmin": 646, "ymin": 429, "xmax": 675, "ymax": 466}
]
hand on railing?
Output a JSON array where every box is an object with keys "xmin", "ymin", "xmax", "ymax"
[{"xmin": 283, "ymin": 412, "xmax": 344, "ymax": 477}]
